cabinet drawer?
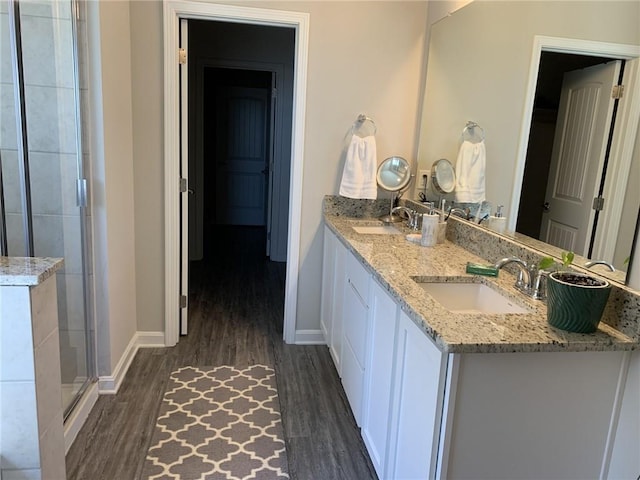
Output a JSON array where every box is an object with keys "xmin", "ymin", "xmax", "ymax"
[
  {"xmin": 346, "ymin": 252, "xmax": 370, "ymax": 305},
  {"xmin": 342, "ymin": 336, "xmax": 365, "ymax": 426},
  {"xmin": 343, "ymin": 283, "xmax": 368, "ymax": 368}
]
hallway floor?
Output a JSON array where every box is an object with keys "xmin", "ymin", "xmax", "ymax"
[{"xmin": 65, "ymin": 225, "xmax": 377, "ymax": 480}]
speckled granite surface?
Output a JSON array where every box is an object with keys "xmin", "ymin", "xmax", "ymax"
[
  {"xmin": 0, "ymin": 257, "xmax": 64, "ymax": 286},
  {"xmin": 323, "ymin": 195, "xmax": 639, "ymax": 354}
]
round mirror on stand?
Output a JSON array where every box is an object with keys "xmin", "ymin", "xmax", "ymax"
[
  {"xmin": 431, "ymin": 158, "xmax": 456, "ymax": 194},
  {"xmin": 377, "ymin": 156, "xmax": 413, "ymax": 223}
]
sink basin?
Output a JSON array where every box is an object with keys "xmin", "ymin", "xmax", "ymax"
[
  {"xmin": 352, "ymin": 224, "xmax": 402, "ymax": 235},
  {"xmin": 413, "ymin": 281, "xmax": 530, "ymax": 314}
]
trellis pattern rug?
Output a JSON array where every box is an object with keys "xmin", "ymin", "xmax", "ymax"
[{"xmin": 141, "ymin": 365, "xmax": 290, "ymax": 480}]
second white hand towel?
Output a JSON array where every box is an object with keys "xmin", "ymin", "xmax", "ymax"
[
  {"xmin": 454, "ymin": 140, "xmax": 486, "ymax": 203},
  {"xmin": 339, "ymin": 134, "xmax": 378, "ymax": 199}
]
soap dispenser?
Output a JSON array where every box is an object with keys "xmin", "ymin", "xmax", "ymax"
[
  {"xmin": 421, "ymin": 202, "xmax": 439, "ymax": 247},
  {"xmin": 488, "ymin": 205, "xmax": 506, "ymax": 233}
]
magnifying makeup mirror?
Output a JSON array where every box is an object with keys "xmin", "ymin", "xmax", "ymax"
[
  {"xmin": 431, "ymin": 158, "xmax": 456, "ymax": 194},
  {"xmin": 376, "ymin": 156, "xmax": 413, "ymax": 223}
]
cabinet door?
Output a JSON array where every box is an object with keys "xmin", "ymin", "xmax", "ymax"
[
  {"xmin": 388, "ymin": 311, "xmax": 447, "ymax": 480},
  {"xmin": 329, "ymin": 235, "xmax": 347, "ymax": 375},
  {"xmin": 361, "ymin": 280, "xmax": 399, "ymax": 479},
  {"xmin": 608, "ymin": 351, "xmax": 640, "ymax": 478},
  {"xmin": 320, "ymin": 226, "xmax": 335, "ymax": 343}
]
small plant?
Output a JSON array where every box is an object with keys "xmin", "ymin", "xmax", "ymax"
[
  {"xmin": 539, "ymin": 251, "xmax": 606, "ymax": 287},
  {"xmin": 542, "ymin": 251, "xmax": 611, "ymax": 333},
  {"xmin": 538, "ymin": 251, "xmax": 574, "ymax": 271}
]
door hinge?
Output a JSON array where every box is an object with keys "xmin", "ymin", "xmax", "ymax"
[
  {"xmin": 612, "ymin": 84, "xmax": 624, "ymax": 99},
  {"xmin": 592, "ymin": 196, "xmax": 605, "ymax": 211},
  {"xmin": 180, "ymin": 295, "xmax": 187, "ymax": 308},
  {"xmin": 271, "ymin": 87, "xmax": 277, "ymax": 99},
  {"xmin": 180, "ymin": 178, "xmax": 188, "ymax": 193},
  {"xmin": 178, "ymin": 48, "xmax": 187, "ymax": 65}
]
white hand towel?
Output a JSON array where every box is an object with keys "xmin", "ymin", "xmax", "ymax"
[
  {"xmin": 454, "ymin": 140, "xmax": 486, "ymax": 204},
  {"xmin": 339, "ymin": 134, "xmax": 378, "ymax": 199}
]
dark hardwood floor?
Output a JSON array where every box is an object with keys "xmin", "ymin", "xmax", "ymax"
[{"xmin": 66, "ymin": 225, "xmax": 377, "ymax": 480}]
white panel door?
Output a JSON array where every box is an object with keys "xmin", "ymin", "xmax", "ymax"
[
  {"xmin": 540, "ymin": 61, "xmax": 620, "ymax": 255},
  {"xmin": 214, "ymin": 87, "xmax": 270, "ymax": 226},
  {"xmin": 180, "ymin": 18, "xmax": 189, "ymax": 335}
]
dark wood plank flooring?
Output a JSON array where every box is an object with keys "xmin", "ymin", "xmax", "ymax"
[{"xmin": 65, "ymin": 225, "xmax": 377, "ymax": 480}]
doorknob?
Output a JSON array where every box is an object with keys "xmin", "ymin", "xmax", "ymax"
[{"xmin": 542, "ymin": 202, "xmax": 550, "ymax": 212}]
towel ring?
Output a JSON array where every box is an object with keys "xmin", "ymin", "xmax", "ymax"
[
  {"xmin": 353, "ymin": 114, "xmax": 377, "ymax": 137},
  {"xmin": 461, "ymin": 121, "xmax": 485, "ymax": 143}
]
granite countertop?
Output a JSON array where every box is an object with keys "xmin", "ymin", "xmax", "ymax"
[
  {"xmin": 324, "ymin": 211, "xmax": 637, "ymax": 354},
  {"xmin": 0, "ymin": 257, "xmax": 64, "ymax": 286}
]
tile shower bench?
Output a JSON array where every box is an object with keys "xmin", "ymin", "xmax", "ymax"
[
  {"xmin": 321, "ymin": 195, "xmax": 640, "ymax": 479},
  {"xmin": 1, "ymin": 257, "xmax": 66, "ymax": 480}
]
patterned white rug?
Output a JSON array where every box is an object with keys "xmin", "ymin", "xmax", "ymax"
[{"xmin": 141, "ymin": 365, "xmax": 289, "ymax": 480}]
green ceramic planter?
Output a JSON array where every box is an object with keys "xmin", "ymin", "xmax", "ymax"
[{"xmin": 546, "ymin": 272, "xmax": 611, "ymax": 333}]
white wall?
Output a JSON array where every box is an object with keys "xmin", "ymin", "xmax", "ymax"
[
  {"xmin": 87, "ymin": 1, "xmax": 137, "ymax": 375},
  {"xmin": 128, "ymin": 1, "xmax": 429, "ymax": 335},
  {"xmin": 129, "ymin": 1, "xmax": 164, "ymax": 334}
]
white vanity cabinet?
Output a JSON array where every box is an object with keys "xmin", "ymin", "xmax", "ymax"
[
  {"xmin": 321, "ymin": 228, "xmax": 635, "ymax": 479},
  {"xmin": 322, "ymin": 230, "xmax": 450, "ymax": 478},
  {"xmin": 321, "ymin": 226, "xmax": 347, "ymax": 374}
]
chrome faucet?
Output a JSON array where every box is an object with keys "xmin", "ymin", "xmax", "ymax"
[
  {"xmin": 585, "ymin": 260, "xmax": 616, "ymax": 272},
  {"xmin": 391, "ymin": 206, "xmax": 420, "ymax": 230},
  {"xmin": 445, "ymin": 207, "xmax": 471, "ymax": 221},
  {"xmin": 494, "ymin": 257, "xmax": 531, "ymax": 292},
  {"xmin": 493, "ymin": 256, "xmax": 546, "ymax": 300}
]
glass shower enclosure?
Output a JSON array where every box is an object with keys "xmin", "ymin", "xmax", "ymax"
[{"xmin": 1, "ymin": 0, "xmax": 95, "ymax": 418}]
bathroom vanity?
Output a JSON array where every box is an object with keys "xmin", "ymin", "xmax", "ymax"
[
  {"xmin": 321, "ymin": 196, "xmax": 639, "ymax": 480},
  {"xmin": 0, "ymin": 257, "xmax": 66, "ymax": 480}
]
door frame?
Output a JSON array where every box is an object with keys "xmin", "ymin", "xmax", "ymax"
[
  {"xmin": 509, "ymin": 36, "xmax": 640, "ymax": 259},
  {"xmin": 163, "ymin": 0, "xmax": 309, "ymax": 346}
]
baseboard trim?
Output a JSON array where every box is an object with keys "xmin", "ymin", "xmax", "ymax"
[
  {"xmin": 136, "ymin": 330, "xmax": 166, "ymax": 347},
  {"xmin": 64, "ymin": 380, "xmax": 99, "ymax": 454},
  {"xmin": 98, "ymin": 331, "xmax": 165, "ymax": 394},
  {"xmin": 294, "ymin": 329, "xmax": 325, "ymax": 345},
  {"xmin": 98, "ymin": 333, "xmax": 138, "ymax": 394}
]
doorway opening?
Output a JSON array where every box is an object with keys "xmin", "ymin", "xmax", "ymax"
[{"xmin": 185, "ymin": 20, "xmax": 294, "ymax": 336}]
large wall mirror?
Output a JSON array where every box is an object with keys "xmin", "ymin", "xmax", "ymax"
[{"xmin": 417, "ymin": 0, "xmax": 640, "ymax": 290}]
